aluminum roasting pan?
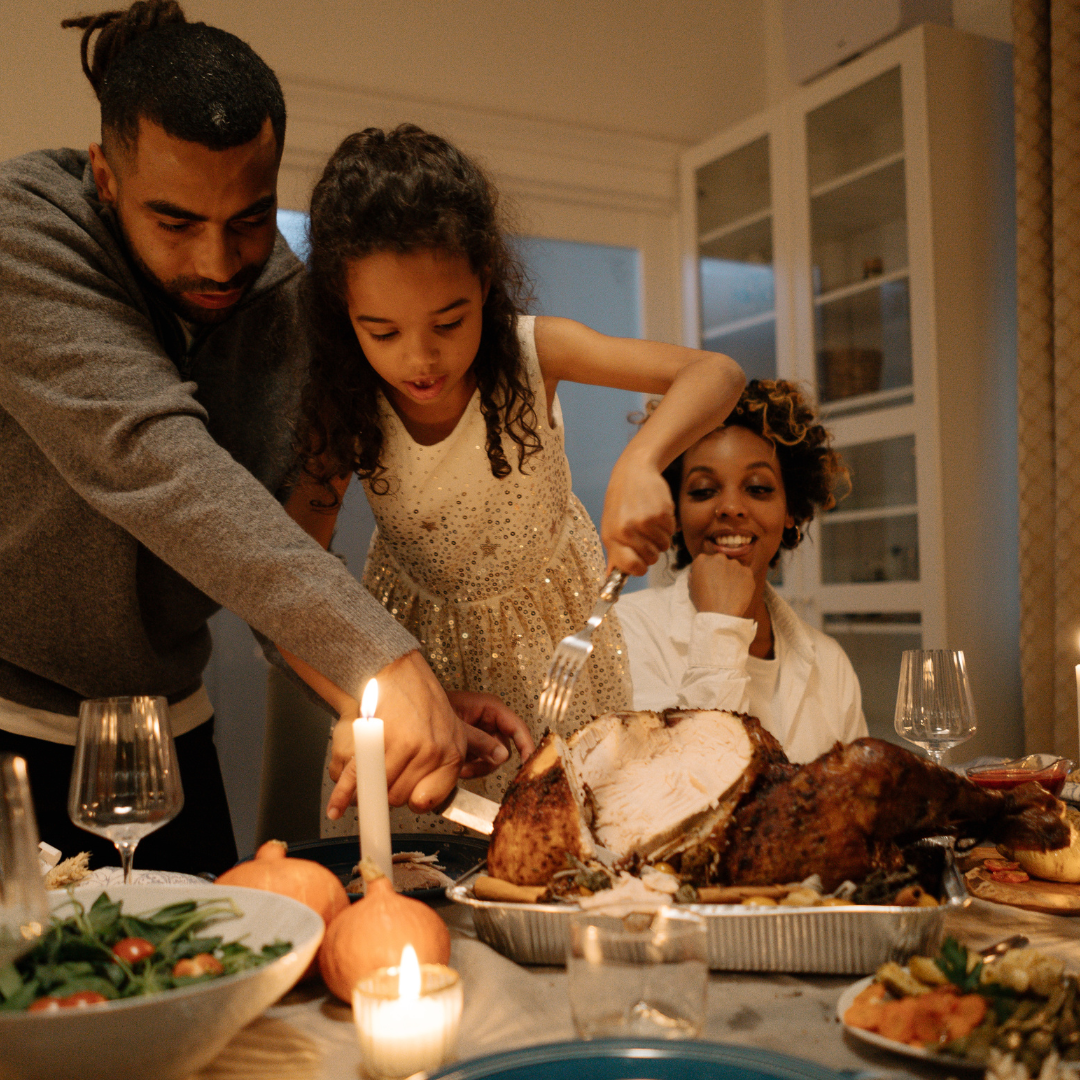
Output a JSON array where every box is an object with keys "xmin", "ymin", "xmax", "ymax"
[{"xmin": 447, "ymin": 871, "xmax": 952, "ymax": 974}]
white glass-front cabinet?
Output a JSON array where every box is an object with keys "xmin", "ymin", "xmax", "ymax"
[{"xmin": 680, "ymin": 24, "xmax": 1019, "ymax": 758}]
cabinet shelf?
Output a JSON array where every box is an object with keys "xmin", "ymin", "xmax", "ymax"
[
  {"xmin": 697, "ymin": 208, "xmax": 772, "ymax": 250},
  {"xmin": 809, "ymin": 150, "xmax": 905, "ymax": 202},
  {"xmin": 818, "ymin": 385, "xmax": 914, "ymax": 418},
  {"xmin": 702, "ymin": 309, "xmax": 775, "ymax": 342},
  {"xmin": 814, "ymin": 268, "xmax": 909, "ymax": 307},
  {"xmin": 825, "ymin": 503, "xmax": 918, "ymax": 525}
]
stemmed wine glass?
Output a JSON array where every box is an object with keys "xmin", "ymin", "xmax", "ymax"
[
  {"xmin": 68, "ymin": 696, "xmax": 185, "ymax": 884},
  {"xmin": 894, "ymin": 649, "xmax": 977, "ymax": 765},
  {"xmin": 1, "ymin": 754, "xmax": 49, "ymax": 966}
]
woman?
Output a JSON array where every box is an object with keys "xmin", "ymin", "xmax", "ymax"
[{"xmin": 617, "ymin": 379, "xmax": 867, "ymax": 762}]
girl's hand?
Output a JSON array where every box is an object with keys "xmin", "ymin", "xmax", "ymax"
[
  {"xmin": 688, "ymin": 550, "xmax": 756, "ymax": 618},
  {"xmin": 601, "ymin": 459, "xmax": 677, "ymax": 576}
]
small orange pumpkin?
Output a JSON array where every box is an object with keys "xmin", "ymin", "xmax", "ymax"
[
  {"xmin": 216, "ymin": 840, "xmax": 349, "ymax": 977},
  {"xmin": 319, "ymin": 856, "xmax": 451, "ymax": 1001}
]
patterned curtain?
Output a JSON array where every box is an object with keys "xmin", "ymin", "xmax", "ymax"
[{"xmin": 1014, "ymin": 0, "xmax": 1080, "ymax": 759}]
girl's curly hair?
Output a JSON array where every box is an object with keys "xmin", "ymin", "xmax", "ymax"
[
  {"xmin": 663, "ymin": 378, "xmax": 850, "ymax": 569},
  {"xmin": 299, "ymin": 125, "xmax": 541, "ymax": 495}
]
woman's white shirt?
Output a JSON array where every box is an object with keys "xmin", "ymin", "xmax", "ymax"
[{"xmin": 617, "ymin": 568, "xmax": 867, "ymax": 763}]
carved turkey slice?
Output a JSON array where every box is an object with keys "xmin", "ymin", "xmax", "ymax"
[{"xmin": 567, "ymin": 709, "xmax": 761, "ymax": 861}]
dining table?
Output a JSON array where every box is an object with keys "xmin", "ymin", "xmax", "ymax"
[{"xmin": 191, "ymin": 892, "xmax": 1080, "ymax": 1080}]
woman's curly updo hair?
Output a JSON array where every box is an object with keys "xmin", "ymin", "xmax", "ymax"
[
  {"xmin": 664, "ymin": 378, "xmax": 850, "ymax": 569},
  {"xmin": 299, "ymin": 124, "xmax": 541, "ymax": 495}
]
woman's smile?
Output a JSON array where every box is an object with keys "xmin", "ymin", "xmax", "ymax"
[{"xmin": 703, "ymin": 531, "xmax": 756, "ymax": 559}]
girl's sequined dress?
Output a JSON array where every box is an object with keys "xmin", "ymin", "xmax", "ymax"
[{"xmin": 322, "ymin": 316, "xmax": 632, "ymax": 836}]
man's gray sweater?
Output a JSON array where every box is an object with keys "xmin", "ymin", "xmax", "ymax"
[{"xmin": 0, "ymin": 149, "xmax": 417, "ymax": 731}]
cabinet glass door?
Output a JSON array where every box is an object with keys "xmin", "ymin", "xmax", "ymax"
[
  {"xmin": 820, "ymin": 431, "xmax": 920, "ymax": 738},
  {"xmin": 806, "ymin": 68, "xmax": 912, "ymax": 411},
  {"xmin": 820, "ymin": 434, "xmax": 918, "ymax": 584},
  {"xmin": 695, "ymin": 135, "xmax": 776, "ymax": 382},
  {"xmin": 823, "ymin": 613, "xmax": 922, "ymax": 740}
]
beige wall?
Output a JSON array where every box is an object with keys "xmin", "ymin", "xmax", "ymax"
[
  {"xmin": 2, "ymin": 0, "xmax": 768, "ymax": 161},
  {"xmin": 2, "ymin": 1, "xmax": 1013, "ymax": 164}
]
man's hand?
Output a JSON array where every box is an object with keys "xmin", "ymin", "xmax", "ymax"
[
  {"xmin": 326, "ymin": 650, "xmax": 467, "ymax": 820},
  {"xmin": 601, "ymin": 459, "xmax": 676, "ymax": 577},
  {"xmin": 688, "ymin": 550, "xmax": 756, "ymax": 618},
  {"xmin": 451, "ymin": 691, "xmax": 535, "ymax": 778}
]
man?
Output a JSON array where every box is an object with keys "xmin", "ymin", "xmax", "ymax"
[{"xmin": 0, "ymin": 2, "xmax": 529, "ymax": 874}]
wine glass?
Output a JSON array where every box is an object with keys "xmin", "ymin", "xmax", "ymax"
[
  {"xmin": 68, "ymin": 696, "xmax": 184, "ymax": 883},
  {"xmin": 894, "ymin": 649, "xmax": 977, "ymax": 765},
  {"xmin": 1, "ymin": 754, "xmax": 49, "ymax": 966}
]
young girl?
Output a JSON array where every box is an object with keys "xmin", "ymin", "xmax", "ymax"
[{"xmin": 290, "ymin": 125, "xmax": 745, "ymax": 830}]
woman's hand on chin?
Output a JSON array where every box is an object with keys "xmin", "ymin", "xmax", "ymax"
[{"xmin": 688, "ymin": 550, "xmax": 756, "ymax": 617}]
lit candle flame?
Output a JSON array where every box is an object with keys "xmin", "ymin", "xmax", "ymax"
[
  {"xmin": 361, "ymin": 678, "xmax": 379, "ymax": 721},
  {"xmin": 397, "ymin": 943, "xmax": 420, "ymax": 1001}
]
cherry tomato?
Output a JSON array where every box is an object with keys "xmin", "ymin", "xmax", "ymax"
[
  {"xmin": 112, "ymin": 937, "xmax": 155, "ymax": 964},
  {"xmin": 60, "ymin": 991, "xmax": 108, "ymax": 1007},
  {"xmin": 27, "ymin": 996, "xmax": 63, "ymax": 1013},
  {"xmin": 990, "ymin": 869, "xmax": 1030, "ymax": 884},
  {"xmin": 173, "ymin": 953, "xmax": 224, "ymax": 978}
]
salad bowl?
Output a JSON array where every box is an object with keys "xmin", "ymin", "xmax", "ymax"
[{"xmin": 0, "ymin": 882, "xmax": 323, "ymax": 1080}]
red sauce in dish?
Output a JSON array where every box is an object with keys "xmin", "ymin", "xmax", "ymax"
[{"xmin": 968, "ymin": 769, "xmax": 1067, "ymax": 796}]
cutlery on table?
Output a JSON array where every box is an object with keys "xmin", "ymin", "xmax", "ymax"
[
  {"xmin": 978, "ymin": 933, "xmax": 1028, "ymax": 961},
  {"xmin": 537, "ymin": 568, "xmax": 628, "ymax": 729}
]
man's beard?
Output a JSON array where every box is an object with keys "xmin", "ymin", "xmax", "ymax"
[{"xmin": 128, "ymin": 246, "xmax": 264, "ymax": 327}]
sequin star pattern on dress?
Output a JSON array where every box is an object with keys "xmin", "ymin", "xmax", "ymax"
[{"xmin": 321, "ymin": 315, "xmax": 632, "ymax": 837}]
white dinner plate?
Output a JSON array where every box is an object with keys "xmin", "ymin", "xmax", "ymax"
[
  {"xmin": 836, "ymin": 976, "xmax": 983, "ymax": 1069},
  {"xmin": 75, "ymin": 867, "xmax": 208, "ymax": 888}
]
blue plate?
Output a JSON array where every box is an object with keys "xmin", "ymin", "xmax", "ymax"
[
  {"xmin": 429, "ymin": 1040, "xmax": 849, "ymax": 1080},
  {"xmin": 286, "ymin": 833, "xmax": 488, "ymax": 902}
]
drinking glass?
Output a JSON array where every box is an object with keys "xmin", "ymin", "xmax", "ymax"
[
  {"xmin": 894, "ymin": 649, "xmax": 977, "ymax": 765},
  {"xmin": 1, "ymin": 754, "xmax": 49, "ymax": 966},
  {"xmin": 567, "ymin": 906, "xmax": 708, "ymax": 1040},
  {"xmin": 68, "ymin": 696, "xmax": 184, "ymax": 883}
]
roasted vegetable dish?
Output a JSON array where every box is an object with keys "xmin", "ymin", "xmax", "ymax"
[
  {"xmin": 844, "ymin": 937, "xmax": 1079, "ymax": 1074},
  {"xmin": 0, "ymin": 892, "xmax": 291, "ymax": 1012}
]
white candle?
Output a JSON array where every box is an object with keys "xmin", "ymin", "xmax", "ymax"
[
  {"xmin": 352, "ymin": 945, "xmax": 463, "ymax": 1079},
  {"xmin": 1075, "ymin": 663, "xmax": 1079, "ymax": 757},
  {"xmin": 353, "ymin": 679, "xmax": 393, "ymax": 881}
]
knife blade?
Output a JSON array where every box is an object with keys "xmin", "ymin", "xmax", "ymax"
[{"xmin": 434, "ymin": 785, "xmax": 501, "ymax": 834}]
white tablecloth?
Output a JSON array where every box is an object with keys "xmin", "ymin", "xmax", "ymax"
[{"xmin": 194, "ymin": 898, "xmax": 1080, "ymax": 1080}]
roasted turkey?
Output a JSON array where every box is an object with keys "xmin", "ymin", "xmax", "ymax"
[{"xmin": 487, "ymin": 709, "xmax": 1070, "ymax": 891}]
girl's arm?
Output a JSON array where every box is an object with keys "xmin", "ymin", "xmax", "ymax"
[
  {"xmin": 284, "ymin": 464, "xmax": 350, "ymax": 551},
  {"xmin": 534, "ymin": 316, "xmax": 745, "ymax": 575}
]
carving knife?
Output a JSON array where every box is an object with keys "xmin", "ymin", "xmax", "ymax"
[{"xmin": 434, "ymin": 785, "xmax": 501, "ymax": 835}]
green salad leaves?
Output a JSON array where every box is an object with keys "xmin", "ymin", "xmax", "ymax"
[{"xmin": 0, "ymin": 892, "xmax": 291, "ymax": 1012}]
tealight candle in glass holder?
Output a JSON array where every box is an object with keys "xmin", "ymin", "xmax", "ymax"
[{"xmin": 352, "ymin": 944, "xmax": 463, "ymax": 1080}]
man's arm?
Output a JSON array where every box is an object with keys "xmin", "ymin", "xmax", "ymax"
[{"xmin": 0, "ymin": 153, "xmax": 463, "ymax": 805}]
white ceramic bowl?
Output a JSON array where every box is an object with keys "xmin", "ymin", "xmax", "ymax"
[{"xmin": 0, "ymin": 882, "xmax": 324, "ymax": 1080}]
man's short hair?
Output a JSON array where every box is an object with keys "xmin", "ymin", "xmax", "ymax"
[{"xmin": 64, "ymin": 2, "xmax": 286, "ymax": 155}]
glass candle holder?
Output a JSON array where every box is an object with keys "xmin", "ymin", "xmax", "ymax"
[{"xmin": 352, "ymin": 961, "xmax": 463, "ymax": 1080}]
